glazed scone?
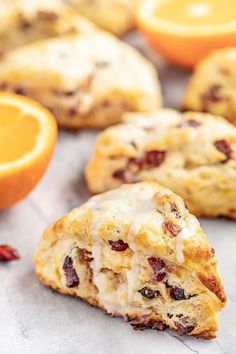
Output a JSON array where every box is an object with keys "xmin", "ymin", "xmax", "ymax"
[
  {"xmin": 182, "ymin": 48, "xmax": 236, "ymax": 126},
  {"xmin": 86, "ymin": 109, "xmax": 236, "ymax": 218},
  {"xmin": 34, "ymin": 182, "xmax": 226, "ymax": 339},
  {"xmin": 71, "ymin": 0, "xmax": 137, "ymax": 35},
  {"xmin": 0, "ymin": 0, "xmax": 96, "ymax": 55},
  {"xmin": 0, "ymin": 32, "xmax": 161, "ymax": 129}
]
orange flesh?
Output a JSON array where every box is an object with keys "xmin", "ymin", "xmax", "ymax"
[
  {"xmin": 0, "ymin": 104, "xmax": 40, "ymax": 163},
  {"xmin": 155, "ymin": 0, "xmax": 236, "ymax": 26}
]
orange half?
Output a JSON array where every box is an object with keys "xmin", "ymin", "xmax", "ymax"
[
  {"xmin": 137, "ymin": 0, "xmax": 236, "ymax": 68},
  {"xmin": 0, "ymin": 93, "xmax": 57, "ymax": 210}
]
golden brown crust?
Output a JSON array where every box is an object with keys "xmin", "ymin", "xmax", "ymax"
[
  {"xmin": 197, "ymin": 272, "xmax": 227, "ymax": 304},
  {"xmin": 182, "ymin": 47, "xmax": 236, "ymax": 126}
]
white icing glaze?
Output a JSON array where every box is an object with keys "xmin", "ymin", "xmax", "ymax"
[
  {"xmin": 176, "ymin": 216, "xmax": 199, "ymax": 264},
  {"xmin": 126, "ymin": 253, "xmax": 140, "ymax": 303},
  {"xmin": 88, "ymin": 184, "xmax": 198, "ymax": 314},
  {"xmin": 88, "ymin": 185, "xmax": 168, "ymax": 314}
]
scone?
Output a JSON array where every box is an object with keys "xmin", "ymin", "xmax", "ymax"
[
  {"xmin": 0, "ymin": 32, "xmax": 161, "ymax": 129},
  {"xmin": 182, "ymin": 48, "xmax": 236, "ymax": 126},
  {"xmin": 86, "ymin": 109, "xmax": 236, "ymax": 218},
  {"xmin": 71, "ymin": 0, "xmax": 137, "ymax": 35},
  {"xmin": 34, "ymin": 182, "xmax": 226, "ymax": 339},
  {"xmin": 0, "ymin": 0, "xmax": 96, "ymax": 55}
]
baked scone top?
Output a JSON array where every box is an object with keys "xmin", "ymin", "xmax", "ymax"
[
  {"xmin": 86, "ymin": 109, "xmax": 236, "ymax": 189},
  {"xmin": 0, "ymin": 0, "xmax": 96, "ymax": 53},
  {"xmin": 89, "ymin": 109, "xmax": 236, "ymax": 164},
  {"xmin": 182, "ymin": 47, "xmax": 236, "ymax": 125},
  {"xmin": 0, "ymin": 32, "xmax": 161, "ymax": 111},
  {"xmin": 37, "ymin": 182, "xmax": 225, "ymax": 305}
]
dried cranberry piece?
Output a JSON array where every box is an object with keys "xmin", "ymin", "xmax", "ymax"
[
  {"xmin": 179, "ymin": 119, "xmax": 201, "ymax": 128},
  {"xmin": 109, "ymin": 239, "xmax": 128, "ymax": 251},
  {"xmin": 170, "ymin": 203, "xmax": 181, "ymax": 218},
  {"xmin": 154, "ymin": 272, "xmax": 166, "ymax": 282},
  {"xmin": 163, "ymin": 221, "xmax": 181, "ymax": 237},
  {"xmin": 170, "ymin": 286, "xmax": 186, "ymax": 300},
  {"xmin": 176, "ymin": 313, "xmax": 184, "ymax": 318},
  {"xmin": 214, "ymin": 139, "xmax": 232, "ymax": 161},
  {"xmin": 138, "ymin": 287, "xmax": 160, "ymax": 299},
  {"xmin": 175, "ymin": 322, "xmax": 195, "ymax": 335},
  {"xmin": 18, "ymin": 16, "xmax": 31, "ymax": 30},
  {"xmin": 147, "ymin": 257, "xmax": 165, "ymax": 271},
  {"xmin": 201, "ymin": 85, "xmax": 223, "ymax": 111},
  {"xmin": 0, "ymin": 245, "xmax": 20, "ymax": 262},
  {"xmin": 112, "ymin": 169, "xmax": 127, "ymax": 182},
  {"xmin": 144, "ymin": 150, "xmax": 166, "ymax": 168},
  {"xmin": 130, "ymin": 150, "xmax": 166, "ymax": 170},
  {"xmin": 147, "ymin": 257, "xmax": 166, "ymax": 282},
  {"xmin": 79, "ymin": 249, "xmax": 93, "ymax": 263},
  {"xmin": 68, "ymin": 107, "xmax": 77, "ymax": 117},
  {"xmin": 130, "ymin": 315, "xmax": 168, "ymax": 331},
  {"xmin": 14, "ymin": 87, "xmax": 26, "ymax": 95},
  {"xmin": 81, "ymin": 250, "xmax": 93, "ymax": 262},
  {"xmin": 63, "ymin": 256, "xmax": 80, "ymax": 288}
]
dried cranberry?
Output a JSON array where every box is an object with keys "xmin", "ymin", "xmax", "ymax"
[
  {"xmin": 147, "ymin": 257, "xmax": 166, "ymax": 282},
  {"xmin": 167, "ymin": 313, "xmax": 173, "ymax": 319},
  {"xmin": 138, "ymin": 287, "xmax": 160, "ymax": 299},
  {"xmin": 163, "ymin": 221, "xmax": 181, "ymax": 237},
  {"xmin": 175, "ymin": 322, "xmax": 195, "ymax": 335},
  {"xmin": 144, "ymin": 151, "xmax": 166, "ymax": 168},
  {"xmin": 68, "ymin": 107, "xmax": 77, "ymax": 117},
  {"xmin": 170, "ymin": 203, "xmax": 182, "ymax": 218},
  {"xmin": 14, "ymin": 87, "xmax": 26, "ymax": 95},
  {"xmin": 179, "ymin": 119, "xmax": 201, "ymax": 128},
  {"xmin": 112, "ymin": 169, "xmax": 127, "ymax": 182},
  {"xmin": 109, "ymin": 239, "xmax": 128, "ymax": 251},
  {"xmin": 130, "ymin": 315, "xmax": 167, "ymax": 331},
  {"xmin": 214, "ymin": 139, "xmax": 232, "ymax": 161},
  {"xmin": 170, "ymin": 286, "xmax": 186, "ymax": 300},
  {"xmin": 147, "ymin": 257, "xmax": 165, "ymax": 271},
  {"xmin": 176, "ymin": 314, "xmax": 183, "ymax": 318},
  {"xmin": 81, "ymin": 250, "xmax": 93, "ymax": 262},
  {"xmin": 0, "ymin": 245, "xmax": 20, "ymax": 262},
  {"xmin": 63, "ymin": 256, "xmax": 80, "ymax": 288},
  {"xmin": 201, "ymin": 85, "xmax": 223, "ymax": 111},
  {"xmin": 155, "ymin": 272, "xmax": 166, "ymax": 282},
  {"xmin": 130, "ymin": 150, "xmax": 166, "ymax": 171},
  {"xmin": 18, "ymin": 16, "xmax": 31, "ymax": 30}
]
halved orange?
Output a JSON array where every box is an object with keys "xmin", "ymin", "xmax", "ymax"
[
  {"xmin": 137, "ymin": 0, "xmax": 236, "ymax": 68},
  {"xmin": 0, "ymin": 93, "xmax": 57, "ymax": 210}
]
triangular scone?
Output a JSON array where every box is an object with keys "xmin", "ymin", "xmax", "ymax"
[
  {"xmin": 34, "ymin": 182, "xmax": 226, "ymax": 339},
  {"xmin": 86, "ymin": 109, "xmax": 236, "ymax": 218},
  {"xmin": 0, "ymin": 0, "xmax": 96, "ymax": 54},
  {"xmin": 182, "ymin": 48, "xmax": 236, "ymax": 126},
  {"xmin": 71, "ymin": 0, "xmax": 137, "ymax": 35},
  {"xmin": 0, "ymin": 33, "xmax": 161, "ymax": 129}
]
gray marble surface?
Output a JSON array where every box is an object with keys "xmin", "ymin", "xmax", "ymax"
[{"xmin": 1, "ymin": 32, "xmax": 236, "ymax": 354}]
